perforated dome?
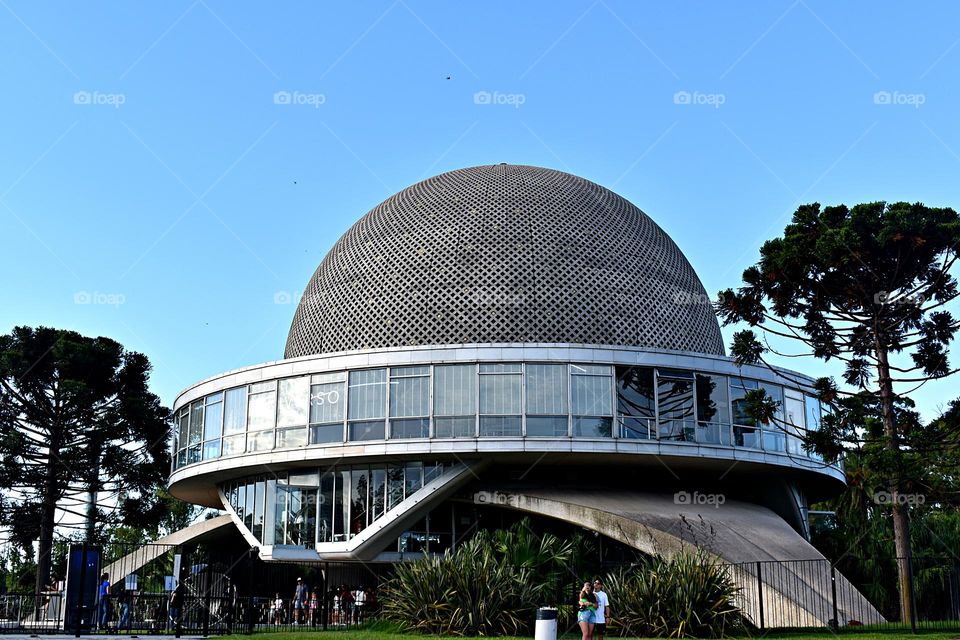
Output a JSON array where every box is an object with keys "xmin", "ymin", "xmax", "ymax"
[{"xmin": 284, "ymin": 164, "xmax": 724, "ymax": 358}]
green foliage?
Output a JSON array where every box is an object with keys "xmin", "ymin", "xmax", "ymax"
[
  {"xmin": 379, "ymin": 519, "xmax": 573, "ymax": 636},
  {"xmin": 0, "ymin": 326, "xmax": 171, "ymax": 591},
  {"xmin": 605, "ymin": 550, "xmax": 745, "ymax": 639}
]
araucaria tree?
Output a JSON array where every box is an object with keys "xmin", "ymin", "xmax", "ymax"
[
  {"xmin": 0, "ymin": 326, "xmax": 171, "ymax": 593},
  {"xmin": 716, "ymin": 202, "xmax": 960, "ymax": 624}
]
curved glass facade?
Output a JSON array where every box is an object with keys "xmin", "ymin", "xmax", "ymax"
[
  {"xmin": 173, "ymin": 362, "xmax": 829, "ymax": 471},
  {"xmin": 222, "ymin": 461, "xmax": 451, "ymax": 548}
]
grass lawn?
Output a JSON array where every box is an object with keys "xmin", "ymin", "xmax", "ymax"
[{"xmin": 250, "ymin": 623, "xmax": 960, "ymax": 640}]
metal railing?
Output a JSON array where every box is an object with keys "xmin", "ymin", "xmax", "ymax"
[{"xmin": 616, "ymin": 417, "xmax": 839, "ymax": 469}]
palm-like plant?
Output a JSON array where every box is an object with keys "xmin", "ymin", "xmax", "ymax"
[{"xmin": 605, "ymin": 550, "xmax": 745, "ymax": 638}]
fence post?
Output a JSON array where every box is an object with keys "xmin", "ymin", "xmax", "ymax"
[
  {"xmin": 830, "ymin": 564, "xmax": 839, "ymax": 631},
  {"xmin": 247, "ymin": 548, "xmax": 257, "ymax": 634},
  {"xmin": 322, "ymin": 562, "xmax": 329, "ymax": 631},
  {"xmin": 202, "ymin": 559, "xmax": 211, "ymax": 637},
  {"xmin": 909, "ymin": 555, "xmax": 918, "ymax": 634},
  {"xmin": 756, "ymin": 561, "xmax": 764, "ymax": 631}
]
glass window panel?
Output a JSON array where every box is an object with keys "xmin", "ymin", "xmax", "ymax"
[
  {"xmin": 526, "ymin": 364, "xmax": 567, "ymax": 415},
  {"xmin": 274, "ymin": 485, "xmax": 287, "ymax": 545},
  {"xmin": 617, "ymin": 366, "xmax": 655, "ymax": 439},
  {"xmin": 387, "ymin": 465, "xmax": 404, "ymax": 510},
  {"xmin": 253, "ymin": 480, "xmax": 265, "ymax": 541},
  {"xmin": 312, "ymin": 371, "xmax": 345, "ymax": 384},
  {"xmin": 390, "ymin": 372, "xmax": 430, "ymax": 417},
  {"xmin": 286, "ymin": 488, "xmax": 313, "ymax": 545},
  {"xmin": 480, "ymin": 416, "xmax": 522, "ymax": 437},
  {"xmin": 434, "ymin": 416, "xmax": 475, "ymax": 438},
  {"xmin": 763, "ymin": 429, "xmax": 786, "ymax": 452},
  {"xmin": 572, "ymin": 373, "xmax": 612, "ymax": 416},
  {"xmin": 288, "ymin": 472, "xmax": 319, "ymax": 487},
  {"xmin": 526, "ymin": 416, "xmax": 568, "ymax": 436},
  {"xmin": 203, "ymin": 400, "xmax": 222, "ymax": 441},
  {"xmin": 187, "ymin": 445, "xmax": 201, "ymax": 464},
  {"xmin": 277, "ymin": 377, "xmax": 310, "ymax": 428},
  {"xmin": 310, "ymin": 380, "xmax": 345, "ymax": 424},
  {"xmin": 479, "ymin": 370, "xmax": 521, "ymax": 415},
  {"xmin": 348, "ymin": 369, "xmax": 387, "ymax": 420},
  {"xmin": 222, "ymin": 434, "xmax": 245, "ymax": 456},
  {"xmin": 731, "ymin": 379, "xmax": 759, "ymax": 427},
  {"xmin": 333, "ymin": 471, "xmax": 350, "ymax": 542},
  {"xmin": 223, "ymin": 387, "xmax": 247, "ymax": 435},
  {"xmin": 371, "ymin": 468, "xmax": 386, "ymax": 521},
  {"xmin": 434, "ymin": 365, "xmax": 475, "ymax": 416},
  {"xmin": 574, "ymin": 416, "xmax": 613, "ymax": 437},
  {"xmin": 784, "ymin": 393, "xmax": 806, "ymax": 431},
  {"xmin": 244, "ymin": 482, "xmax": 255, "ymax": 531},
  {"xmin": 805, "ymin": 397, "xmax": 822, "ymax": 430},
  {"xmin": 404, "ymin": 462, "xmax": 423, "ymax": 497},
  {"xmin": 188, "ymin": 401, "xmax": 204, "ymax": 445},
  {"xmin": 263, "ymin": 479, "xmax": 276, "ymax": 545},
  {"xmin": 392, "ymin": 365, "xmax": 430, "ymax": 377},
  {"xmin": 177, "ymin": 449, "xmax": 187, "ymax": 468},
  {"xmin": 734, "ymin": 424, "xmax": 761, "ymax": 448},
  {"xmin": 348, "ymin": 420, "xmax": 385, "ymax": 441},
  {"xmin": 318, "ymin": 473, "xmax": 333, "ymax": 543},
  {"xmin": 235, "ymin": 484, "xmax": 246, "ymax": 521},
  {"xmin": 351, "ymin": 468, "xmax": 369, "ymax": 534},
  {"xmin": 276, "ymin": 427, "xmax": 307, "ymax": 449},
  {"xmin": 250, "ymin": 380, "xmax": 276, "ymax": 394},
  {"xmin": 695, "ymin": 374, "xmax": 729, "ymax": 425},
  {"xmin": 657, "ymin": 374, "xmax": 694, "ymax": 440},
  {"xmin": 480, "ymin": 363, "xmax": 522, "ymax": 373},
  {"xmin": 424, "ymin": 463, "xmax": 443, "ymax": 484},
  {"xmin": 247, "ymin": 388, "xmax": 276, "ymax": 431},
  {"xmin": 390, "ymin": 418, "xmax": 429, "ymax": 439},
  {"xmin": 202, "ymin": 439, "xmax": 221, "ymax": 460},
  {"xmin": 761, "ymin": 383, "xmax": 785, "ymax": 425},
  {"xmin": 246, "ymin": 430, "xmax": 274, "ymax": 452},
  {"xmin": 311, "ymin": 424, "xmax": 343, "ymax": 444},
  {"xmin": 177, "ymin": 410, "xmax": 190, "ymax": 447},
  {"xmin": 570, "ymin": 364, "xmax": 611, "ymax": 376}
]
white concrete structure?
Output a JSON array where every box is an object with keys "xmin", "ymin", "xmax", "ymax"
[{"xmin": 167, "ymin": 164, "xmax": 859, "ymax": 621}]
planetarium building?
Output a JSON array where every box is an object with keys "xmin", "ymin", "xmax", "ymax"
[{"xmin": 167, "ymin": 165, "xmax": 871, "ymax": 624}]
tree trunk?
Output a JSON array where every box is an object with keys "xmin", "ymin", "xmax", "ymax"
[
  {"xmin": 876, "ymin": 346, "xmax": 915, "ymax": 627},
  {"xmin": 34, "ymin": 452, "xmax": 59, "ymax": 594}
]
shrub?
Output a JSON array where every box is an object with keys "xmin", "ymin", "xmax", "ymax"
[
  {"xmin": 605, "ymin": 550, "xmax": 745, "ymax": 638},
  {"xmin": 379, "ymin": 519, "xmax": 572, "ymax": 636}
]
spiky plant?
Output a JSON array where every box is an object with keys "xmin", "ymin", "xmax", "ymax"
[{"xmin": 605, "ymin": 550, "xmax": 745, "ymax": 638}]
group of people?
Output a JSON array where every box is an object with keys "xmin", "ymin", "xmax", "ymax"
[
  {"xmin": 268, "ymin": 579, "xmax": 372, "ymax": 626},
  {"xmin": 577, "ymin": 578, "xmax": 611, "ymax": 640}
]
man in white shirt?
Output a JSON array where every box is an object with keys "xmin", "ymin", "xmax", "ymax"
[{"xmin": 593, "ymin": 578, "xmax": 610, "ymax": 640}]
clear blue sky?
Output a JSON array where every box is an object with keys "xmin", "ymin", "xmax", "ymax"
[{"xmin": 2, "ymin": 1, "xmax": 959, "ymax": 419}]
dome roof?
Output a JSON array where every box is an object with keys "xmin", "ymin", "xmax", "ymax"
[{"xmin": 285, "ymin": 164, "xmax": 724, "ymax": 358}]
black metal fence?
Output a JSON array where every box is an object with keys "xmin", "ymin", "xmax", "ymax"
[
  {"xmin": 728, "ymin": 557, "xmax": 960, "ymax": 631},
  {"xmin": 3, "ymin": 545, "xmax": 960, "ymax": 635},
  {"xmin": 0, "ymin": 540, "xmax": 385, "ymax": 635}
]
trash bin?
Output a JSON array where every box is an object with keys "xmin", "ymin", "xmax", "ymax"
[{"xmin": 535, "ymin": 607, "xmax": 558, "ymax": 640}]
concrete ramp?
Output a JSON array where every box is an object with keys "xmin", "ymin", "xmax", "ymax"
[
  {"xmin": 472, "ymin": 489, "xmax": 882, "ymax": 627},
  {"xmin": 102, "ymin": 515, "xmax": 234, "ymax": 584}
]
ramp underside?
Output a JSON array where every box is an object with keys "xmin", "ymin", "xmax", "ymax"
[{"xmin": 473, "ymin": 488, "xmax": 883, "ymax": 627}]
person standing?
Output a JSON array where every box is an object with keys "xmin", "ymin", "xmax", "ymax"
[
  {"xmin": 293, "ymin": 577, "xmax": 308, "ymax": 624},
  {"xmin": 223, "ymin": 576, "xmax": 238, "ymax": 631},
  {"xmin": 577, "ymin": 581, "xmax": 597, "ymax": 640},
  {"xmin": 97, "ymin": 572, "xmax": 111, "ymax": 630},
  {"xmin": 169, "ymin": 580, "xmax": 186, "ymax": 631},
  {"xmin": 593, "ymin": 578, "xmax": 610, "ymax": 640},
  {"xmin": 354, "ymin": 586, "xmax": 366, "ymax": 624},
  {"xmin": 117, "ymin": 582, "xmax": 131, "ymax": 631}
]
